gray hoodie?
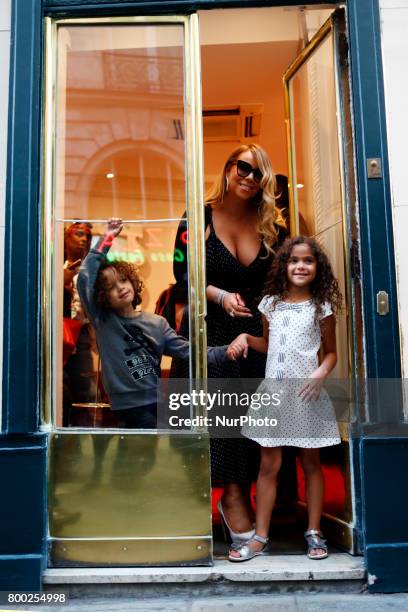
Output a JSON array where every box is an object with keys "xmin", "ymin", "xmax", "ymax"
[{"xmin": 77, "ymin": 238, "xmax": 226, "ymax": 410}]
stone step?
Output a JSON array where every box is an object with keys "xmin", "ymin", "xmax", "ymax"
[{"xmin": 43, "ymin": 553, "xmax": 366, "ymax": 597}]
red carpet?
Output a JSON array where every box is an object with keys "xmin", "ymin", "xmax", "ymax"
[{"xmin": 212, "ymin": 460, "xmax": 345, "ymax": 524}]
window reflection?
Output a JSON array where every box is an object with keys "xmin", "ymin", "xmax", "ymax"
[
  {"xmin": 53, "ymin": 23, "xmax": 188, "ymax": 428},
  {"xmin": 288, "ymin": 32, "xmax": 349, "ymax": 380}
]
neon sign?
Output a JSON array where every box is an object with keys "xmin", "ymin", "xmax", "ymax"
[{"xmin": 107, "ymin": 248, "xmax": 185, "ymax": 264}]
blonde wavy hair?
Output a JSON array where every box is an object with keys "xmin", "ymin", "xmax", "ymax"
[{"xmin": 205, "ymin": 143, "xmax": 285, "ymax": 255}]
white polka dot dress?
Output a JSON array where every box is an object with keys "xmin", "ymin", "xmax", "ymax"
[{"xmin": 242, "ymin": 296, "xmax": 341, "ymax": 448}]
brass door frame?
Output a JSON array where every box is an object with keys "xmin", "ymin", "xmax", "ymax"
[
  {"xmin": 283, "ymin": 9, "xmax": 364, "ymax": 552},
  {"xmin": 42, "ymin": 15, "xmax": 212, "ymax": 567}
]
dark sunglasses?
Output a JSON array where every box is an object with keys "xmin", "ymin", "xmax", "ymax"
[{"xmin": 235, "ymin": 159, "xmax": 263, "ymax": 184}]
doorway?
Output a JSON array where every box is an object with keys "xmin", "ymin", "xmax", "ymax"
[
  {"xmin": 197, "ymin": 5, "xmax": 360, "ymax": 555},
  {"xmin": 44, "ymin": 5, "xmax": 361, "ymax": 567}
]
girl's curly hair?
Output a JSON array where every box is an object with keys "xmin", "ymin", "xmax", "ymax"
[
  {"xmin": 95, "ymin": 261, "xmax": 144, "ymax": 310},
  {"xmin": 262, "ymin": 236, "xmax": 343, "ymax": 320}
]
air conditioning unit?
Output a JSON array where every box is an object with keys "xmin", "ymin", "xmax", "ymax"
[{"xmin": 202, "ymin": 104, "xmax": 263, "ymax": 142}]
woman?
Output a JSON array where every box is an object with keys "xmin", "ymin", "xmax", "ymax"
[{"xmin": 172, "ymin": 144, "xmax": 287, "ymax": 539}]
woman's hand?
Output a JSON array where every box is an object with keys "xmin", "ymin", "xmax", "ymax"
[
  {"xmin": 63, "ymin": 267, "xmax": 76, "ymax": 292},
  {"xmin": 223, "ymin": 292, "xmax": 253, "ymax": 318},
  {"xmin": 298, "ymin": 371, "xmax": 325, "ymax": 402},
  {"xmin": 226, "ymin": 333, "xmax": 249, "ymax": 361},
  {"xmin": 105, "ymin": 217, "xmax": 123, "ymax": 237},
  {"xmin": 64, "ymin": 258, "xmax": 81, "ymax": 290}
]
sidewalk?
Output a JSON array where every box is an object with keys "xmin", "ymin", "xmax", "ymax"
[{"xmin": 2, "ymin": 592, "xmax": 408, "ymax": 611}]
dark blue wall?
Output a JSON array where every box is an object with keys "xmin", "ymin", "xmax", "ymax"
[
  {"xmin": 0, "ymin": 436, "xmax": 47, "ymax": 590},
  {"xmin": 361, "ymin": 438, "xmax": 408, "ymax": 592}
]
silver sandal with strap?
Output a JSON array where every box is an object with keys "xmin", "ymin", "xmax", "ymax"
[
  {"xmin": 228, "ymin": 534, "xmax": 269, "ymax": 562},
  {"xmin": 304, "ymin": 529, "xmax": 328, "ymax": 560}
]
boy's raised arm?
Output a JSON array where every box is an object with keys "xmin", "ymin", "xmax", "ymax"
[{"xmin": 77, "ymin": 218, "xmax": 123, "ymax": 321}]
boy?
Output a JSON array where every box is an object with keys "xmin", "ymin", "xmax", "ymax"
[{"xmin": 77, "ymin": 218, "xmax": 227, "ymax": 428}]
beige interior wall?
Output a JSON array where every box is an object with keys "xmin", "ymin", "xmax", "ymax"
[{"xmin": 201, "ymin": 41, "xmax": 298, "ymax": 179}]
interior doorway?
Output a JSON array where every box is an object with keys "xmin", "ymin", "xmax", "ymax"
[{"xmin": 198, "ymin": 5, "xmax": 359, "ymax": 556}]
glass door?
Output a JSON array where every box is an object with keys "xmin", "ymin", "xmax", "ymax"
[
  {"xmin": 43, "ymin": 15, "xmax": 210, "ymax": 567},
  {"xmin": 283, "ymin": 9, "xmax": 363, "ymax": 553}
]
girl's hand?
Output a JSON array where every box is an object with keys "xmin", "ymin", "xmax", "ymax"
[
  {"xmin": 105, "ymin": 217, "xmax": 123, "ymax": 237},
  {"xmin": 298, "ymin": 372, "xmax": 325, "ymax": 402},
  {"xmin": 226, "ymin": 334, "xmax": 249, "ymax": 361},
  {"xmin": 223, "ymin": 292, "xmax": 253, "ymax": 318}
]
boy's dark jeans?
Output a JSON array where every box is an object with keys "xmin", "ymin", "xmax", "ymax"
[{"xmin": 116, "ymin": 403, "xmax": 157, "ymax": 429}]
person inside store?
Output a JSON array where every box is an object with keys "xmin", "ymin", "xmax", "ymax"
[
  {"xmin": 171, "ymin": 143, "xmax": 289, "ymax": 543},
  {"xmin": 63, "ymin": 221, "xmax": 96, "ymax": 426}
]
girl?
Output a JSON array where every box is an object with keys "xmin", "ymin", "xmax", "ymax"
[{"xmin": 226, "ymin": 236, "xmax": 342, "ymax": 561}]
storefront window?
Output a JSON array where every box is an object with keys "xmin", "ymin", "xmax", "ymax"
[{"xmin": 50, "ymin": 22, "xmax": 190, "ymax": 428}]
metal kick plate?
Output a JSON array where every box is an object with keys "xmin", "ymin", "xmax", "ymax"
[
  {"xmin": 49, "ymin": 537, "xmax": 212, "ymax": 567},
  {"xmin": 48, "ymin": 432, "xmax": 212, "ymax": 566}
]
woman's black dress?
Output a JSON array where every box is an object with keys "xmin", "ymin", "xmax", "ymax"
[{"xmin": 171, "ymin": 206, "xmax": 286, "ymax": 485}]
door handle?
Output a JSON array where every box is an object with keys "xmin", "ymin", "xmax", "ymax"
[{"xmin": 376, "ymin": 291, "xmax": 389, "ymax": 316}]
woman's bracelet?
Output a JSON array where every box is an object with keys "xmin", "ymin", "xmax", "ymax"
[{"xmin": 216, "ymin": 289, "xmax": 227, "ymax": 307}]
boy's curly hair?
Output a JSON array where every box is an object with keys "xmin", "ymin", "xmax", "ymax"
[
  {"xmin": 262, "ymin": 236, "xmax": 343, "ymax": 320},
  {"xmin": 95, "ymin": 261, "xmax": 144, "ymax": 310}
]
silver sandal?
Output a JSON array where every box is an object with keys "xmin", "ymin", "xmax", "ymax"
[
  {"xmin": 228, "ymin": 534, "xmax": 269, "ymax": 562},
  {"xmin": 304, "ymin": 529, "xmax": 328, "ymax": 560}
]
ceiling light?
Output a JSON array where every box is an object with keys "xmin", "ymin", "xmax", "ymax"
[
  {"xmin": 296, "ymin": 183, "xmax": 304, "ymax": 189},
  {"xmin": 106, "ymin": 172, "xmax": 115, "ymax": 179}
]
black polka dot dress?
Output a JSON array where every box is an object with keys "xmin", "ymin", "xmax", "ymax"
[
  {"xmin": 205, "ymin": 213, "xmax": 277, "ymax": 486},
  {"xmin": 171, "ymin": 207, "xmax": 286, "ymax": 485}
]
